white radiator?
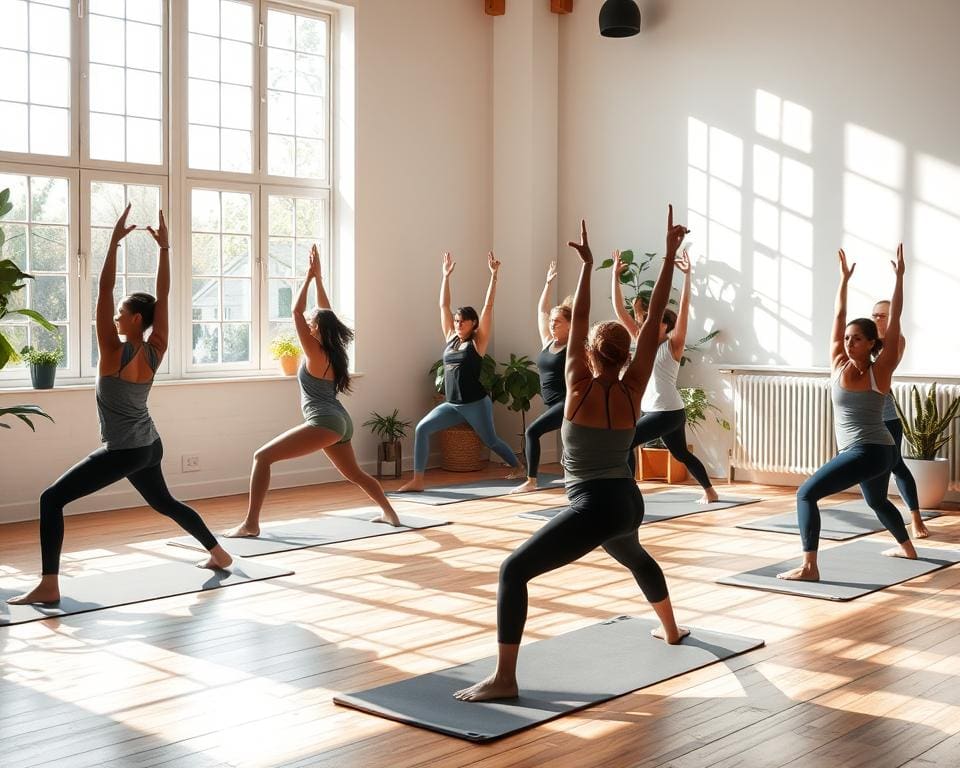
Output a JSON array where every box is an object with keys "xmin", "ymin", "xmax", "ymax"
[{"xmin": 732, "ymin": 374, "xmax": 960, "ymax": 489}]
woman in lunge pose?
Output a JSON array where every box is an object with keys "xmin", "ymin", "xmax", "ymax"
[
  {"xmin": 396, "ymin": 251, "xmax": 522, "ymax": 492},
  {"xmin": 778, "ymin": 246, "xmax": 917, "ymax": 581},
  {"xmin": 872, "ymin": 298, "xmax": 928, "ymax": 538},
  {"xmin": 454, "ymin": 208, "xmax": 690, "ymax": 702},
  {"xmin": 510, "ymin": 262, "xmax": 570, "ymax": 493},
  {"xmin": 9, "ymin": 206, "xmax": 232, "ymax": 606},
  {"xmin": 225, "ymin": 246, "xmax": 400, "ymax": 536},
  {"xmin": 612, "ymin": 249, "xmax": 718, "ymax": 503}
]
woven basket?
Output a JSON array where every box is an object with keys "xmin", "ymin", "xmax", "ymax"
[{"xmin": 439, "ymin": 421, "xmax": 488, "ymax": 472}]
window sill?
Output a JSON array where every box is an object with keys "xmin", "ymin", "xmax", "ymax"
[{"xmin": 0, "ymin": 371, "xmax": 365, "ymax": 394}]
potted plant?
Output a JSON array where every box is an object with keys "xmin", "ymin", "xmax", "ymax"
[
  {"xmin": 0, "ymin": 186, "xmax": 57, "ymax": 429},
  {"xmin": 362, "ymin": 409, "xmax": 412, "ymax": 478},
  {"xmin": 20, "ymin": 342, "xmax": 64, "ymax": 389},
  {"xmin": 428, "ymin": 355, "xmax": 498, "ymax": 471},
  {"xmin": 637, "ymin": 387, "xmax": 731, "ymax": 483},
  {"xmin": 489, "ymin": 353, "xmax": 541, "ymax": 467},
  {"xmin": 895, "ymin": 384, "xmax": 960, "ymax": 508},
  {"xmin": 270, "ymin": 333, "xmax": 301, "ymax": 376}
]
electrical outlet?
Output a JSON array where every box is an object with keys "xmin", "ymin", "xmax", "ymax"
[{"xmin": 182, "ymin": 454, "xmax": 201, "ymax": 473}]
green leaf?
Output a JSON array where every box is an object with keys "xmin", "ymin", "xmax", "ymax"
[
  {"xmin": 620, "ymin": 250, "xmax": 634, "ymax": 264},
  {"xmin": 597, "ymin": 258, "xmax": 614, "ymax": 269},
  {"xmin": 9, "ymin": 308, "xmax": 59, "ymax": 332},
  {"xmin": 0, "ymin": 331, "xmax": 16, "ymax": 367}
]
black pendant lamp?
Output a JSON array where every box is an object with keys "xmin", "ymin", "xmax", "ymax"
[{"xmin": 599, "ymin": 0, "xmax": 641, "ymax": 38}]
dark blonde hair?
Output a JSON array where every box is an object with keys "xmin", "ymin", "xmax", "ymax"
[
  {"xmin": 551, "ymin": 296, "xmax": 573, "ymax": 322},
  {"xmin": 586, "ymin": 321, "xmax": 632, "ymax": 372}
]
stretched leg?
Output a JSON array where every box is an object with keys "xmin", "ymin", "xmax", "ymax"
[
  {"xmin": 126, "ymin": 440, "xmax": 233, "ymax": 569},
  {"xmin": 323, "ymin": 441, "xmax": 401, "ymax": 526},
  {"xmin": 455, "ymin": 480, "xmax": 635, "ymax": 701},
  {"xmin": 459, "ymin": 397, "xmax": 522, "ymax": 473},
  {"xmin": 886, "ymin": 418, "xmax": 927, "ymax": 538},
  {"xmin": 8, "ymin": 445, "xmax": 151, "ymax": 605},
  {"xmin": 225, "ymin": 423, "xmax": 341, "ymax": 536},
  {"xmin": 511, "ymin": 402, "xmax": 564, "ymax": 493},
  {"xmin": 659, "ymin": 410, "xmax": 718, "ymax": 502},
  {"xmin": 626, "ymin": 410, "xmax": 676, "ymax": 476},
  {"xmin": 859, "ymin": 449, "xmax": 917, "ymax": 559},
  {"xmin": 397, "ymin": 402, "xmax": 465, "ymax": 492}
]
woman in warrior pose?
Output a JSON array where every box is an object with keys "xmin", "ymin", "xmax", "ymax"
[
  {"xmin": 225, "ymin": 246, "xmax": 400, "ymax": 536},
  {"xmin": 455, "ymin": 208, "xmax": 689, "ymax": 702},
  {"xmin": 397, "ymin": 251, "xmax": 522, "ymax": 493},
  {"xmin": 9, "ymin": 206, "xmax": 232, "ymax": 605},
  {"xmin": 871, "ymin": 298, "xmax": 928, "ymax": 539},
  {"xmin": 612, "ymin": 249, "xmax": 718, "ymax": 503},
  {"xmin": 778, "ymin": 246, "xmax": 917, "ymax": 581},
  {"xmin": 510, "ymin": 261, "xmax": 570, "ymax": 493}
]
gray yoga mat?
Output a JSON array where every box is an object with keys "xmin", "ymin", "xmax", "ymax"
[
  {"xmin": 167, "ymin": 512, "xmax": 448, "ymax": 556},
  {"xmin": 736, "ymin": 498, "xmax": 940, "ymax": 540},
  {"xmin": 334, "ymin": 615, "xmax": 764, "ymax": 742},
  {"xmin": 387, "ymin": 473, "xmax": 564, "ymax": 506},
  {"xmin": 518, "ymin": 490, "xmax": 761, "ymax": 523},
  {"xmin": 0, "ymin": 559, "xmax": 293, "ymax": 626},
  {"xmin": 717, "ymin": 539, "xmax": 960, "ymax": 601}
]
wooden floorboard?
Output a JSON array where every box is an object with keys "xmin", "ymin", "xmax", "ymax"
[{"xmin": 2, "ymin": 466, "xmax": 959, "ymax": 767}]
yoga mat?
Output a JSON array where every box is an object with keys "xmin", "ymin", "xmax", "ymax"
[
  {"xmin": 388, "ymin": 473, "xmax": 564, "ymax": 506},
  {"xmin": 0, "ymin": 559, "xmax": 293, "ymax": 626},
  {"xmin": 334, "ymin": 615, "xmax": 764, "ymax": 742},
  {"xmin": 518, "ymin": 490, "xmax": 761, "ymax": 523},
  {"xmin": 736, "ymin": 498, "xmax": 940, "ymax": 540},
  {"xmin": 167, "ymin": 512, "xmax": 448, "ymax": 556},
  {"xmin": 717, "ymin": 540, "xmax": 960, "ymax": 601}
]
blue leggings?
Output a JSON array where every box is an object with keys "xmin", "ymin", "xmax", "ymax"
[
  {"xmin": 626, "ymin": 408, "xmax": 713, "ymax": 489},
  {"xmin": 797, "ymin": 442, "xmax": 907, "ymax": 552},
  {"xmin": 886, "ymin": 418, "xmax": 920, "ymax": 512},
  {"xmin": 413, "ymin": 397, "xmax": 521, "ymax": 472},
  {"xmin": 524, "ymin": 401, "xmax": 565, "ymax": 478}
]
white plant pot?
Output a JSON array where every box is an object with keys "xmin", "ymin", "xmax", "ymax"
[{"xmin": 903, "ymin": 457, "xmax": 951, "ymax": 509}]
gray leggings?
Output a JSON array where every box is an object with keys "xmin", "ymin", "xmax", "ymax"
[{"xmin": 413, "ymin": 397, "xmax": 520, "ymax": 472}]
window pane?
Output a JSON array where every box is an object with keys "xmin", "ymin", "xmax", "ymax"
[
  {"xmin": 222, "ymin": 322, "xmax": 249, "ymax": 362},
  {"xmin": 125, "ymin": 230, "xmax": 158, "ymax": 274},
  {"xmin": 32, "ymin": 276, "xmax": 67, "ymax": 323},
  {"xmin": 192, "ymin": 323, "xmax": 220, "ymax": 364},
  {"xmin": 0, "ymin": 173, "xmax": 28, "ymax": 219},
  {"xmin": 0, "ymin": 1, "xmax": 28, "ymax": 51},
  {"xmin": 30, "ymin": 3, "xmax": 70, "ymax": 57},
  {"xmin": 268, "ymin": 278, "xmax": 295, "ymax": 320},
  {"xmin": 220, "ymin": 0, "xmax": 253, "ymax": 42},
  {"xmin": 30, "ymin": 225, "xmax": 67, "ymax": 271},
  {"xmin": 295, "ymin": 197, "xmax": 323, "ymax": 237},
  {"xmin": 0, "ymin": 101, "xmax": 28, "ymax": 153},
  {"xmin": 191, "ymin": 189, "xmax": 220, "ymax": 231},
  {"xmin": 126, "ymin": 20, "xmax": 161, "ymax": 72},
  {"xmin": 220, "ymin": 84, "xmax": 251, "ymax": 130},
  {"xmin": 127, "ymin": 117, "xmax": 162, "ymax": 165},
  {"xmin": 0, "ymin": 49, "xmax": 29, "ymax": 102},
  {"xmin": 296, "ymin": 15, "xmax": 327, "ymax": 56},
  {"xmin": 30, "ymin": 53, "xmax": 69, "ymax": 107},
  {"xmin": 89, "ymin": 64, "xmax": 125, "ymax": 114},
  {"xmin": 188, "ymin": 78, "xmax": 219, "ymax": 126},
  {"xmin": 221, "ymin": 192, "xmax": 250, "ymax": 233},
  {"xmin": 268, "ymin": 238, "xmax": 293, "ymax": 277},
  {"xmin": 89, "ymin": 14, "xmax": 125, "ymax": 66},
  {"xmin": 126, "ymin": 69, "xmax": 162, "ymax": 119},
  {"xmin": 30, "ymin": 176, "xmax": 68, "ymax": 223},
  {"xmin": 30, "ymin": 105, "xmax": 69, "ymax": 156},
  {"xmin": 192, "ymin": 279, "xmax": 219, "ymax": 320},
  {"xmin": 191, "ymin": 233, "xmax": 219, "ymax": 275},
  {"xmin": 222, "ymin": 278, "xmax": 249, "ymax": 320},
  {"xmin": 89, "ymin": 112, "xmax": 126, "ymax": 161},
  {"xmin": 1, "ymin": 223, "xmax": 28, "ymax": 268},
  {"xmin": 220, "ymin": 129, "xmax": 251, "ymax": 172},
  {"xmin": 222, "ymin": 235, "xmax": 250, "ymax": 276},
  {"xmin": 188, "ymin": 125, "xmax": 219, "ymax": 170}
]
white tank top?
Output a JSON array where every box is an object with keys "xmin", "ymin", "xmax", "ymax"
[{"xmin": 641, "ymin": 339, "xmax": 684, "ymax": 412}]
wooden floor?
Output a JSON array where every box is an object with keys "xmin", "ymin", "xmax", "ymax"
[{"xmin": 2, "ymin": 466, "xmax": 960, "ymax": 768}]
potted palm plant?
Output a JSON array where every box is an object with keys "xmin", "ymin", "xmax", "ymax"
[
  {"xmin": 20, "ymin": 342, "xmax": 64, "ymax": 389},
  {"xmin": 362, "ymin": 409, "xmax": 412, "ymax": 478},
  {"xmin": 895, "ymin": 384, "xmax": 960, "ymax": 508},
  {"xmin": 270, "ymin": 333, "xmax": 301, "ymax": 376}
]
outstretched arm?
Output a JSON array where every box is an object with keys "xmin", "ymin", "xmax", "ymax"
[
  {"xmin": 439, "ymin": 252, "xmax": 455, "ymax": 341},
  {"xmin": 831, "ymin": 249, "xmax": 855, "ymax": 370},
  {"xmin": 611, "ymin": 250, "xmax": 640, "ymax": 337},
  {"xmin": 310, "ymin": 244, "xmax": 331, "ymax": 310},
  {"xmin": 624, "ymin": 205, "xmax": 685, "ymax": 391},
  {"xmin": 668, "ymin": 250, "xmax": 691, "ymax": 361},
  {"xmin": 537, "ymin": 261, "xmax": 558, "ymax": 347},
  {"xmin": 144, "ymin": 210, "xmax": 170, "ymax": 355},
  {"xmin": 475, "ymin": 251, "xmax": 499, "ymax": 356},
  {"xmin": 96, "ymin": 204, "xmax": 135, "ymax": 362},
  {"xmin": 292, "ymin": 247, "xmax": 321, "ymax": 355},
  {"xmin": 873, "ymin": 244, "xmax": 905, "ymax": 385},
  {"xmin": 565, "ymin": 219, "xmax": 594, "ymax": 392}
]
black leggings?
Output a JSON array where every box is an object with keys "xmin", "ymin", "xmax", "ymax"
[
  {"xmin": 627, "ymin": 408, "xmax": 712, "ymax": 489},
  {"xmin": 40, "ymin": 438, "xmax": 218, "ymax": 575},
  {"xmin": 524, "ymin": 401, "xmax": 565, "ymax": 477},
  {"xmin": 497, "ymin": 478, "xmax": 669, "ymax": 643},
  {"xmin": 886, "ymin": 418, "xmax": 920, "ymax": 512}
]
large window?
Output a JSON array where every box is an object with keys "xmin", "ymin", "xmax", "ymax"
[{"xmin": 0, "ymin": 0, "xmax": 336, "ymax": 384}]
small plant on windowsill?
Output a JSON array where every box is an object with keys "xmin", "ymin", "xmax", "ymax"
[
  {"xmin": 269, "ymin": 333, "xmax": 301, "ymax": 376},
  {"xmin": 20, "ymin": 342, "xmax": 64, "ymax": 390}
]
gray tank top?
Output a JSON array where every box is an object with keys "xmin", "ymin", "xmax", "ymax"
[
  {"xmin": 831, "ymin": 363, "xmax": 895, "ymax": 451},
  {"xmin": 641, "ymin": 339, "xmax": 684, "ymax": 412},
  {"xmin": 561, "ymin": 420, "xmax": 635, "ymax": 486},
  {"xmin": 882, "ymin": 391, "xmax": 898, "ymax": 422},
  {"xmin": 299, "ymin": 359, "xmax": 348, "ymax": 426},
  {"xmin": 96, "ymin": 342, "xmax": 160, "ymax": 450}
]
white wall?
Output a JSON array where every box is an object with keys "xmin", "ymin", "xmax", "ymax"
[
  {"xmin": 0, "ymin": 0, "xmax": 498, "ymax": 523},
  {"xmin": 556, "ymin": 0, "xmax": 960, "ymax": 479}
]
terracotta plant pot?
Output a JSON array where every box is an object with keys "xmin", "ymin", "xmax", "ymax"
[{"xmin": 278, "ymin": 354, "xmax": 299, "ymax": 376}]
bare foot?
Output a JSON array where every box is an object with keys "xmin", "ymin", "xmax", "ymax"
[
  {"xmin": 504, "ymin": 467, "xmax": 527, "ymax": 480},
  {"xmin": 509, "ymin": 478, "xmax": 538, "ymax": 494},
  {"xmin": 698, "ymin": 487, "xmax": 720, "ymax": 505},
  {"xmin": 197, "ymin": 546, "xmax": 233, "ymax": 570},
  {"xmin": 6, "ymin": 582, "xmax": 61, "ymax": 605},
  {"xmin": 396, "ymin": 480, "xmax": 424, "ymax": 493},
  {"xmin": 453, "ymin": 675, "xmax": 518, "ymax": 702},
  {"xmin": 777, "ymin": 564, "xmax": 820, "ymax": 581},
  {"xmin": 223, "ymin": 523, "xmax": 260, "ymax": 538},
  {"xmin": 883, "ymin": 542, "xmax": 918, "ymax": 560},
  {"xmin": 370, "ymin": 512, "xmax": 402, "ymax": 527},
  {"xmin": 651, "ymin": 626, "xmax": 691, "ymax": 644},
  {"xmin": 911, "ymin": 514, "xmax": 930, "ymax": 540}
]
